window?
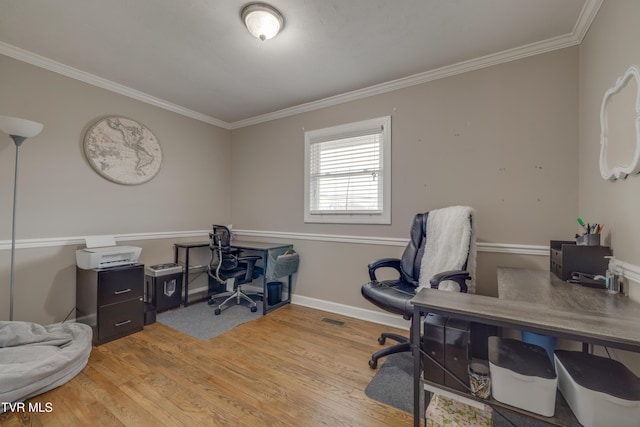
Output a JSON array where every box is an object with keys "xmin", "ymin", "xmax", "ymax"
[{"xmin": 304, "ymin": 116, "xmax": 391, "ymax": 224}]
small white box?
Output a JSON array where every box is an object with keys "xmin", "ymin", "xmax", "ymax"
[
  {"xmin": 488, "ymin": 336, "xmax": 557, "ymax": 417},
  {"xmin": 555, "ymin": 350, "xmax": 640, "ymax": 427}
]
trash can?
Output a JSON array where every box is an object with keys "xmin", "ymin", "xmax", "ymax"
[
  {"xmin": 267, "ymin": 281, "xmax": 283, "ymax": 306},
  {"xmin": 145, "ymin": 263, "xmax": 183, "ymax": 312}
]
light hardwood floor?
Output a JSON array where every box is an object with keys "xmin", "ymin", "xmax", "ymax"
[{"xmin": 0, "ymin": 304, "xmax": 413, "ymax": 426}]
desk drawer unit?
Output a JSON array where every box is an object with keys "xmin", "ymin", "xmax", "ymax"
[
  {"xmin": 76, "ymin": 264, "xmax": 144, "ymax": 345},
  {"xmin": 98, "ymin": 266, "xmax": 146, "ymax": 306},
  {"xmin": 97, "ymin": 298, "xmax": 144, "ymax": 343},
  {"xmin": 550, "ymin": 240, "xmax": 611, "ymax": 281}
]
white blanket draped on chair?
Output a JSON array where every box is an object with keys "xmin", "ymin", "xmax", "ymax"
[{"xmin": 418, "ymin": 205, "xmax": 476, "ymax": 293}]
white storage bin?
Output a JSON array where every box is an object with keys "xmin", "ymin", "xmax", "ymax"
[
  {"xmin": 488, "ymin": 336, "xmax": 557, "ymax": 416},
  {"xmin": 555, "ymin": 350, "xmax": 640, "ymax": 427}
]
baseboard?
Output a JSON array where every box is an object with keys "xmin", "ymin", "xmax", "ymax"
[
  {"xmin": 290, "ymin": 294, "xmax": 410, "ymax": 330},
  {"xmin": 182, "ymin": 283, "xmax": 407, "ymax": 330}
]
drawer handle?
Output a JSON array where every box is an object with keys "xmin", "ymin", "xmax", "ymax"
[
  {"xmin": 114, "ymin": 288, "xmax": 132, "ymax": 295},
  {"xmin": 115, "ymin": 320, "xmax": 132, "ymax": 327}
]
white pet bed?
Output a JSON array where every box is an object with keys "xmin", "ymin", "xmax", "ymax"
[{"xmin": 0, "ymin": 321, "xmax": 92, "ymax": 412}]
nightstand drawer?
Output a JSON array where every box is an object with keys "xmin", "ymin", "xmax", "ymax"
[{"xmin": 98, "ymin": 298, "xmax": 144, "ymax": 343}]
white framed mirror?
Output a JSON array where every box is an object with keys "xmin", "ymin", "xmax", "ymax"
[{"xmin": 599, "ymin": 64, "xmax": 640, "ymax": 180}]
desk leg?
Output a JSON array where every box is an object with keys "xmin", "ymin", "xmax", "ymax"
[
  {"xmin": 173, "ymin": 246, "xmax": 186, "ymax": 306},
  {"xmin": 262, "ymin": 275, "xmax": 267, "ymax": 315},
  {"xmin": 262, "ymin": 249, "xmax": 268, "ymax": 315},
  {"xmin": 185, "ymin": 248, "xmax": 192, "ymax": 307},
  {"xmin": 413, "ymin": 305, "xmax": 422, "ymax": 427}
]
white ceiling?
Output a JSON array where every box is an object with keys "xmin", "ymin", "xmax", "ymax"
[{"xmin": 0, "ymin": 0, "xmax": 600, "ymax": 129}]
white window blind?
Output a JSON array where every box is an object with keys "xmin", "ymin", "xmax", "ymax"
[{"xmin": 304, "ymin": 116, "xmax": 391, "ymax": 224}]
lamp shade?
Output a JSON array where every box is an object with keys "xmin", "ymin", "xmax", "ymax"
[
  {"xmin": 0, "ymin": 115, "xmax": 43, "ymax": 138},
  {"xmin": 242, "ymin": 3, "xmax": 284, "ymax": 41}
]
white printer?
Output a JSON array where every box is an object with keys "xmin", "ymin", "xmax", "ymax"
[{"xmin": 76, "ymin": 235, "xmax": 142, "ymax": 270}]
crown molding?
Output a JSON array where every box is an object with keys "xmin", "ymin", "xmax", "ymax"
[
  {"xmin": 572, "ymin": 0, "xmax": 604, "ymax": 42},
  {"xmin": 0, "ymin": 42, "xmax": 231, "ymax": 130},
  {"xmin": 228, "ymin": 0, "xmax": 603, "ymax": 129},
  {"xmin": 0, "ymin": 0, "xmax": 601, "ymax": 130},
  {"xmin": 228, "ymin": 33, "xmax": 582, "ymax": 129}
]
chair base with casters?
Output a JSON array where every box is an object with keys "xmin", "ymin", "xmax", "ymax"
[
  {"xmin": 362, "ymin": 275, "xmax": 419, "ymax": 369},
  {"xmin": 207, "ymin": 277, "xmax": 258, "ymax": 315},
  {"xmin": 370, "ymin": 334, "xmax": 410, "ymax": 369},
  {"xmin": 363, "ymin": 270, "xmax": 471, "ymax": 369}
]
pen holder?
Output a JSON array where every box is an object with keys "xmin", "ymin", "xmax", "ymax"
[{"xmin": 576, "ymin": 234, "xmax": 600, "ymax": 246}]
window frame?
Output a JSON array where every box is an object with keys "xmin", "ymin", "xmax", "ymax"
[{"xmin": 304, "ymin": 116, "xmax": 391, "ymax": 224}]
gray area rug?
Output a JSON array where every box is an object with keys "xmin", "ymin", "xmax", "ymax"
[
  {"xmin": 365, "ymin": 352, "xmax": 423, "ymax": 415},
  {"xmin": 364, "ymin": 352, "xmax": 548, "ymax": 426},
  {"xmin": 157, "ymin": 298, "xmax": 262, "ymax": 340}
]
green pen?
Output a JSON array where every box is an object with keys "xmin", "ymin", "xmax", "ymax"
[{"xmin": 577, "ymin": 217, "xmax": 588, "ymax": 232}]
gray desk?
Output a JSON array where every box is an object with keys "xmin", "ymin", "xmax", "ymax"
[
  {"xmin": 230, "ymin": 241, "xmax": 294, "ymax": 315},
  {"xmin": 410, "ymin": 267, "xmax": 640, "ymax": 426},
  {"xmin": 174, "ymin": 240, "xmax": 294, "ymax": 313}
]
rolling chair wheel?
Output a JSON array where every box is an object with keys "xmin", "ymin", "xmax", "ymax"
[
  {"xmin": 207, "ymin": 299, "xmax": 215, "ymax": 305},
  {"xmin": 251, "ymin": 306, "xmax": 257, "ymax": 313},
  {"xmin": 214, "ymin": 308, "xmax": 221, "ymax": 315},
  {"xmin": 369, "ymin": 358, "xmax": 378, "ymax": 369},
  {"xmin": 378, "ymin": 336, "xmax": 386, "ymax": 345}
]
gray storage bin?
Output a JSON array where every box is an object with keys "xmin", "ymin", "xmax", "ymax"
[
  {"xmin": 555, "ymin": 350, "xmax": 640, "ymax": 427},
  {"xmin": 265, "ymin": 248, "xmax": 299, "ymax": 280},
  {"xmin": 488, "ymin": 336, "xmax": 557, "ymax": 416}
]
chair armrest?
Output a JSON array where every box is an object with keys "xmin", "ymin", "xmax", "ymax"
[
  {"xmin": 238, "ymin": 255, "xmax": 261, "ymax": 262},
  {"xmin": 368, "ymin": 258, "xmax": 402, "ymax": 281},
  {"xmin": 430, "ymin": 270, "xmax": 470, "ymax": 293}
]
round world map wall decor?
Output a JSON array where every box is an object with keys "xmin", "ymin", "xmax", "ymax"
[{"xmin": 84, "ymin": 116, "xmax": 162, "ymax": 185}]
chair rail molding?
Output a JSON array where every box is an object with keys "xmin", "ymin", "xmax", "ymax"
[
  {"xmin": 2, "ymin": 228, "xmax": 638, "ymax": 283},
  {"xmin": 0, "ymin": 228, "xmax": 581, "ymax": 256}
]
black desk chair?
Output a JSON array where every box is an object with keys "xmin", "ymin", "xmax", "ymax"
[
  {"xmin": 207, "ymin": 225, "xmax": 260, "ymax": 315},
  {"xmin": 361, "ymin": 207, "xmax": 476, "ymax": 368}
]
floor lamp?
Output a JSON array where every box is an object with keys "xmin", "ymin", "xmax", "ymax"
[{"xmin": 0, "ymin": 115, "xmax": 43, "ymax": 321}]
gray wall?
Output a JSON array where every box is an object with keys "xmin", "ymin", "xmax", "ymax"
[
  {"xmin": 579, "ymin": 0, "xmax": 640, "ymax": 290},
  {"xmin": 2, "ymin": 2, "xmax": 637, "ymax": 331},
  {"xmin": 577, "ymin": 0, "xmax": 640, "ymax": 369},
  {"xmin": 0, "ymin": 55, "xmax": 232, "ymax": 323},
  {"xmin": 230, "ymin": 47, "xmax": 579, "ymax": 312}
]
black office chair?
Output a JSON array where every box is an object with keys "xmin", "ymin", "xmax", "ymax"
[
  {"xmin": 361, "ymin": 208, "xmax": 475, "ymax": 368},
  {"xmin": 207, "ymin": 225, "xmax": 261, "ymax": 315}
]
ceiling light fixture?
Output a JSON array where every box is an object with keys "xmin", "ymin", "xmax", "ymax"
[{"xmin": 241, "ymin": 2, "xmax": 284, "ymax": 41}]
